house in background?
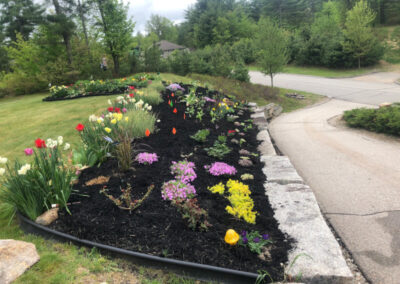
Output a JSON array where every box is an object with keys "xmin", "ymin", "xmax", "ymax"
[{"xmin": 156, "ymin": 40, "xmax": 188, "ymax": 58}]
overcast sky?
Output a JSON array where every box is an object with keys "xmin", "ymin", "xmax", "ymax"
[
  {"xmin": 34, "ymin": 0, "xmax": 196, "ymax": 34},
  {"xmin": 123, "ymin": 0, "xmax": 197, "ymax": 34}
]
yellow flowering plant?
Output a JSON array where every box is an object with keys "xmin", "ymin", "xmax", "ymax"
[{"xmin": 208, "ymin": 179, "xmax": 258, "ymax": 224}]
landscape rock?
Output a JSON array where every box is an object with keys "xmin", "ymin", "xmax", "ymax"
[
  {"xmin": 234, "ymin": 121, "xmax": 241, "ymax": 127},
  {"xmin": 261, "ymin": 156, "xmax": 303, "ymax": 184},
  {"xmin": 0, "ymin": 239, "xmax": 40, "ymax": 284},
  {"xmin": 256, "ymin": 130, "xmax": 276, "ymax": 156},
  {"xmin": 231, "ymin": 139, "xmax": 239, "ymax": 145},
  {"xmin": 379, "ymin": 102, "xmax": 392, "ymax": 108},
  {"xmin": 239, "ymin": 149, "xmax": 250, "ymax": 155},
  {"xmin": 285, "ymin": 93, "xmax": 305, "ymax": 100},
  {"xmin": 35, "ymin": 208, "xmax": 59, "ymax": 226},
  {"xmin": 265, "ymin": 183, "xmax": 353, "ymax": 283},
  {"xmin": 264, "ymin": 103, "xmax": 283, "ymax": 120},
  {"xmin": 238, "ymin": 159, "xmax": 253, "ymax": 167}
]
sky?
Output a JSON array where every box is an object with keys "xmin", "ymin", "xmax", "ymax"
[
  {"xmin": 34, "ymin": 0, "xmax": 196, "ymax": 34},
  {"xmin": 123, "ymin": 0, "xmax": 197, "ymax": 34}
]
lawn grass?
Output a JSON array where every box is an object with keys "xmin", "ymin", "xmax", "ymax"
[
  {"xmin": 248, "ymin": 64, "xmax": 383, "ymax": 78},
  {"xmin": 0, "ymin": 72, "xmax": 322, "ymax": 283},
  {"xmin": 187, "ymin": 73, "xmax": 324, "ymax": 111}
]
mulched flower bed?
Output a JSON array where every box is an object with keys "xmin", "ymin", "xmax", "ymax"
[{"xmin": 50, "ymin": 85, "xmax": 292, "ymax": 280}]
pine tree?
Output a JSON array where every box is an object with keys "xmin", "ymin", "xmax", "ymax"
[
  {"xmin": 0, "ymin": 0, "xmax": 44, "ymax": 42},
  {"xmin": 342, "ymin": 0, "xmax": 377, "ymax": 68}
]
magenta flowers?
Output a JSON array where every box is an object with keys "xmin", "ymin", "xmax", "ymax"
[
  {"xmin": 170, "ymin": 160, "xmax": 197, "ymax": 183},
  {"xmin": 204, "ymin": 162, "xmax": 237, "ymax": 176},
  {"xmin": 24, "ymin": 148, "xmax": 34, "ymax": 156},
  {"xmin": 136, "ymin": 152, "xmax": 158, "ymax": 165},
  {"xmin": 161, "ymin": 180, "xmax": 196, "ymax": 201}
]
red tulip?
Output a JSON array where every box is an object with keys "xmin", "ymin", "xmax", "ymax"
[
  {"xmin": 107, "ymin": 107, "xmax": 114, "ymax": 112},
  {"xmin": 172, "ymin": 127, "xmax": 177, "ymax": 135},
  {"xmin": 35, "ymin": 138, "xmax": 46, "ymax": 148},
  {"xmin": 76, "ymin": 123, "xmax": 85, "ymax": 132},
  {"xmin": 145, "ymin": 129, "xmax": 150, "ymax": 137},
  {"xmin": 173, "ymin": 108, "xmax": 177, "ymax": 114},
  {"xmin": 129, "ymin": 86, "xmax": 135, "ymax": 90},
  {"xmin": 115, "ymin": 107, "xmax": 121, "ymax": 113},
  {"xmin": 228, "ymin": 130, "xmax": 236, "ymax": 134},
  {"xmin": 129, "ymin": 93, "xmax": 134, "ymax": 98}
]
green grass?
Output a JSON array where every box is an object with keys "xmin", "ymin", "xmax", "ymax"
[
  {"xmin": 248, "ymin": 64, "xmax": 382, "ymax": 78},
  {"xmin": 187, "ymin": 73, "xmax": 324, "ymax": 111},
  {"xmin": 0, "ymin": 72, "xmax": 321, "ymax": 283}
]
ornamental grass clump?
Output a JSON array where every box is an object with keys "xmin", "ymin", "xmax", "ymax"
[
  {"xmin": 0, "ymin": 137, "xmax": 74, "ymax": 221},
  {"xmin": 136, "ymin": 152, "xmax": 158, "ymax": 165},
  {"xmin": 204, "ymin": 162, "xmax": 237, "ymax": 176}
]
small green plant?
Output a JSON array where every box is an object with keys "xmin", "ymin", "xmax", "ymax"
[
  {"xmin": 205, "ymin": 140, "xmax": 231, "ymax": 159},
  {"xmin": 100, "ymin": 184, "xmax": 154, "ymax": 212},
  {"xmin": 171, "ymin": 198, "xmax": 211, "ymax": 231},
  {"xmin": 190, "ymin": 129, "xmax": 210, "ymax": 143},
  {"xmin": 217, "ymin": 135, "xmax": 227, "ymax": 143},
  {"xmin": 238, "ymin": 231, "xmax": 273, "ymax": 254}
]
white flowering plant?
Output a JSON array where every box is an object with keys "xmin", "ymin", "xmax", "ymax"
[{"xmin": 0, "ymin": 138, "xmax": 75, "ymax": 222}]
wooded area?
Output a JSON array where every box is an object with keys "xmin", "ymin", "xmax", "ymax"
[{"xmin": 0, "ymin": 0, "xmax": 399, "ymax": 96}]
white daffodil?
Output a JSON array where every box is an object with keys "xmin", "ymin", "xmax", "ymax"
[
  {"xmin": 18, "ymin": 164, "xmax": 31, "ymax": 175},
  {"xmin": 0, "ymin": 168, "xmax": 5, "ymax": 176},
  {"xmin": 107, "ymin": 99, "xmax": 112, "ymax": 105},
  {"xmin": 57, "ymin": 136, "xmax": 64, "ymax": 146},
  {"xmin": 89, "ymin": 114, "xmax": 97, "ymax": 122},
  {"xmin": 0, "ymin": 157, "xmax": 7, "ymax": 164},
  {"xmin": 46, "ymin": 138, "xmax": 58, "ymax": 148},
  {"xmin": 64, "ymin": 143, "xmax": 70, "ymax": 151}
]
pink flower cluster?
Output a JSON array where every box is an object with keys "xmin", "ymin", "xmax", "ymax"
[
  {"xmin": 204, "ymin": 162, "xmax": 237, "ymax": 176},
  {"xmin": 161, "ymin": 180, "xmax": 196, "ymax": 201},
  {"xmin": 170, "ymin": 160, "xmax": 197, "ymax": 183},
  {"xmin": 136, "ymin": 152, "xmax": 158, "ymax": 165}
]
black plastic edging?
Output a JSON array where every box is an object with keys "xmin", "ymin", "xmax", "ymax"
[{"xmin": 18, "ymin": 214, "xmax": 260, "ymax": 284}]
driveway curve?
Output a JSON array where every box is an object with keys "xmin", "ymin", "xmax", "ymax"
[
  {"xmin": 249, "ymin": 71, "xmax": 400, "ymax": 105},
  {"xmin": 249, "ymin": 71, "xmax": 400, "ymax": 283},
  {"xmin": 268, "ymin": 99, "xmax": 400, "ymax": 283}
]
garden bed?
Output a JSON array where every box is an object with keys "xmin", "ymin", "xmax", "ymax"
[{"xmin": 43, "ymin": 85, "xmax": 292, "ymax": 281}]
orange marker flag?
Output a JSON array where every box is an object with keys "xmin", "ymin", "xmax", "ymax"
[
  {"xmin": 183, "ymin": 113, "xmax": 186, "ymax": 120},
  {"xmin": 171, "ymin": 93, "xmax": 175, "ymax": 97},
  {"xmin": 145, "ymin": 129, "xmax": 150, "ymax": 137},
  {"xmin": 173, "ymin": 108, "xmax": 177, "ymax": 114},
  {"xmin": 172, "ymin": 127, "xmax": 177, "ymax": 135}
]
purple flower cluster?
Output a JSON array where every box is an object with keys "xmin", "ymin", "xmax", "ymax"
[
  {"xmin": 161, "ymin": 180, "xmax": 196, "ymax": 201},
  {"xmin": 170, "ymin": 160, "xmax": 197, "ymax": 183},
  {"xmin": 136, "ymin": 152, "xmax": 158, "ymax": 165},
  {"xmin": 203, "ymin": 96, "xmax": 216, "ymax": 103},
  {"xmin": 166, "ymin": 83, "xmax": 185, "ymax": 91},
  {"xmin": 204, "ymin": 162, "xmax": 237, "ymax": 176}
]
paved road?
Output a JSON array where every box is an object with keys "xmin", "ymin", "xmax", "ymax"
[
  {"xmin": 249, "ymin": 71, "xmax": 400, "ymax": 283},
  {"xmin": 249, "ymin": 71, "xmax": 400, "ymax": 105},
  {"xmin": 269, "ymin": 99, "xmax": 400, "ymax": 284}
]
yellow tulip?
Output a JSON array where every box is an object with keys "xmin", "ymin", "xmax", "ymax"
[
  {"xmin": 224, "ymin": 229, "xmax": 239, "ymax": 245},
  {"xmin": 125, "ymin": 117, "xmax": 129, "ymax": 122},
  {"xmin": 111, "ymin": 119, "xmax": 117, "ymax": 124},
  {"xmin": 105, "ymin": 127, "xmax": 111, "ymax": 133}
]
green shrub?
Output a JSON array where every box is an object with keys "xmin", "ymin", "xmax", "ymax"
[
  {"xmin": 190, "ymin": 129, "xmax": 210, "ymax": 143},
  {"xmin": 205, "ymin": 140, "xmax": 231, "ymax": 159},
  {"xmin": 343, "ymin": 104, "xmax": 400, "ymax": 136}
]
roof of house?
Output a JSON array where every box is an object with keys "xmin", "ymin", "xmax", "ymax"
[{"xmin": 156, "ymin": 40, "xmax": 186, "ymax": 52}]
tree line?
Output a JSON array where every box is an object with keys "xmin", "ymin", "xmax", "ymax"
[{"xmin": 0, "ymin": 0, "xmax": 398, "ymax": 96}]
